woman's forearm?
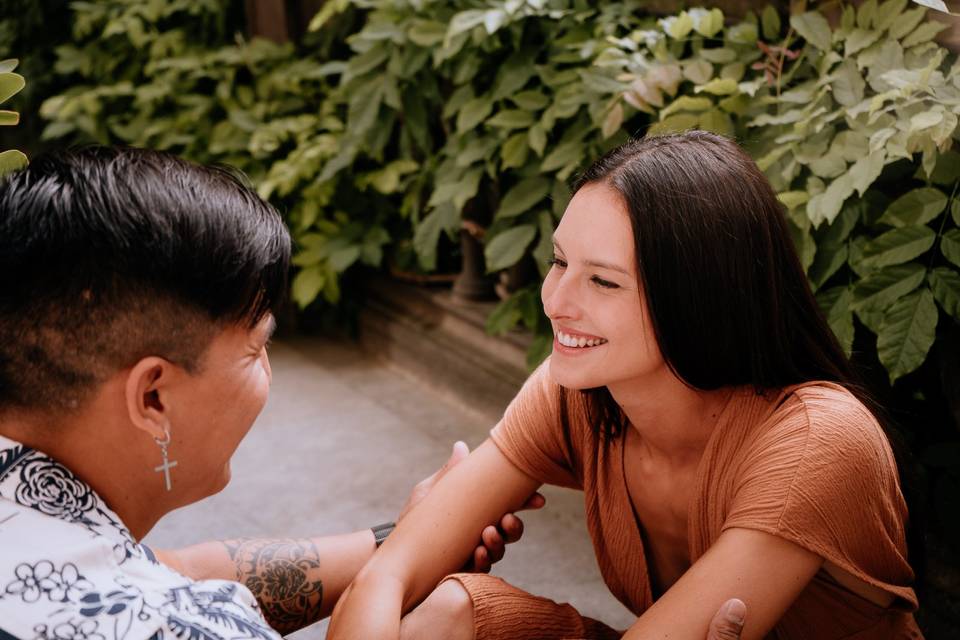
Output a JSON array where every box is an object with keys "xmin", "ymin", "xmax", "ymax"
[
  {"xmin": 329, "ymin": 440, "xmax": 542, "ymax": 639},
  {"xmin": 328, "ymin": 572, "xmax": 406, "ymax": 640},
  {"xmin": 154, "ymin": 529, "xmax": 376, "ymax": 634}
]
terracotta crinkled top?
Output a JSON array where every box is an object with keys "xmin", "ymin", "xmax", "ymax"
[{"xmin": 490, "ymin": 360, "xmax": 922, "ymax": 639}]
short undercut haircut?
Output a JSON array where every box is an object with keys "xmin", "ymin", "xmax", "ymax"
[{"xmin": 0, "ymin": 146, "xmax": 291, "ymax": 413}]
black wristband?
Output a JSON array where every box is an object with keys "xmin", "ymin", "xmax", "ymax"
[{"xmin": 372, "ymin": 521, "xmax": 396, "ymax": 547}]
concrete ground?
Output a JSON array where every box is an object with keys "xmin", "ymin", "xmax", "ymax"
[{"xmin": 144, "ymin": 335, "xmax": 635, "ymax": 638}]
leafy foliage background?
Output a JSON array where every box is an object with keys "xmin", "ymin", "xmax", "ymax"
[{"xmin": 10, "ymin": 0, "xmax": 960, "ymax": 608}]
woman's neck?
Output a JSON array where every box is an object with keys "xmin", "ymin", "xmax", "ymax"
[{"xmin": 607, "ymin": 371, "xmax": 732, "ymax": 467}]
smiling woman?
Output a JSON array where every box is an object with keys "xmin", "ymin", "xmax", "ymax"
[{"xmin": 328, "ymin": 131, "xmax": 923, "ymax": 640}]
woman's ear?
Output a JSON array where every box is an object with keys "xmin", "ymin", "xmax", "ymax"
[{"xmin": 124, "ymin": 357, "xmax": 174, "ymax": 440}]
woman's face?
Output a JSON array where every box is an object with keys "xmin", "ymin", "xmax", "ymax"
[{"xmin": 541, "ymin": 182, "xmax": 666, "ymax": 391}]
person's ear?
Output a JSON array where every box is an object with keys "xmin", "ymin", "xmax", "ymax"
[{"xmin": 124, "ymin": 357, "xmax": 175, "ymax": 440}]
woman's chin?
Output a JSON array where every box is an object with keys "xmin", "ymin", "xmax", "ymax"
[{"xmin": 548, "ymin": 358, "xmax": 600, "ymax": 391}]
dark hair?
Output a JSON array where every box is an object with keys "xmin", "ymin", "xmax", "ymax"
[
  {"xmin": 561, "ymin": 131, "xmax": 923, "ymax": 581},
  {"xmin": 0, "ymin": 146, "xmax": 291, "ymax": 412}
]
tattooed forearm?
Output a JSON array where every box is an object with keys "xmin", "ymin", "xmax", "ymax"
[{"xmin": 222, "ymin": 538, "xmax": 324, "ymax": 634}]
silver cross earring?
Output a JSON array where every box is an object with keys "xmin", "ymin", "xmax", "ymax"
[{"xmin": 153, "ymin": 427, "xmax": 179, "ymax": 492}]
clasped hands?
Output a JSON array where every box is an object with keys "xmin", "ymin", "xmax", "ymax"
[{"xmin": 398, "ymin": 441, "xmax": 747, "ymax": 639}]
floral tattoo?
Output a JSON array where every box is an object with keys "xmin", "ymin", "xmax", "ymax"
[{"xmin": 221, "ymin": 538, "xmax": 323, "ymax": 634}]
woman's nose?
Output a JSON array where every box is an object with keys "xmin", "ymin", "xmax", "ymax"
[{"xmin": 542, "ymin": 271, "xmax": 579, "ymax": 320}]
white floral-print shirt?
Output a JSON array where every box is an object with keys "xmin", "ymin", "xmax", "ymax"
[{"xmin": 0, "ymin": 435, "xmax": 281, "ymax": 640}]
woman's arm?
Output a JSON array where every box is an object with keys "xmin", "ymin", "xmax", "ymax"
[
  {"xmin": 328, "ymin": 439, "xmax": 542, "ymax": 640},
  {"xmin": 623, "ymin": 528, "xmax": 822, "ymax": 640}
]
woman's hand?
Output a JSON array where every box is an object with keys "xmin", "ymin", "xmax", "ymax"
[{"xmin": 399, "ymin": 441, "xmax": 546, "ymax": 572}]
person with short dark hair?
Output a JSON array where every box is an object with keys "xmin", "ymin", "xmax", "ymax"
[
  {"xmin": 0, "ymin": 147, "xmax": 537, "ymax": 639},
  {"xmin": 329, "ymin": 132, "xmax": 922, "ymax": 640}
]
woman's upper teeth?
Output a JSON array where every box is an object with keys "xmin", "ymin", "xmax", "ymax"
[{"xmin": 557, "ymin": 331, "xmax": 607, "ymax": 348}]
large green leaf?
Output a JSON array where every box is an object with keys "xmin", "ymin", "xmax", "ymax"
[
  {"xmin": 512, "ymin": 90, "xmax": 549, "ymax": 111},
  {"xmin": 844, "ymin": 28, "xmax": 882, "ymax": 57},
  {"xmin": 943, "ymin": 229, "xmax": 960, "ymax": 268},
  {"xmin": 346, "ymin": 47, "xmax": 389, "ymax": 78},
  {"xmin": 860, "ymin": 226, "xmax": 937, "ymax": 269},
  {"xmin": 888, "ymin": 6, "xmax": 928, "ymax": 40},
  {"xmin": 485, "ymin": 224, "xmax": 537, "ymax": 272},
  {"xmin": 496, "ymin": 177, "xmax": 551, "ymax": 219},
  {"xmin": 456, "ymin": 97, "xmax": 493, "ymax": 133},
  {"xmin": 486, "ymin": 295, "xmax": 523, "ymax": 335},
  {"xmin": 291, "ymin": 266, "xmax": 325, "ymax": 309},
  {"xmin": 532, "ymin": 211, "xmax": 556, "ymax": 277},
  {"xmin": 414, "ymin": 203, "xmax": 460, "ymax": 271},
  {"xmin": 817, "ymin": 286, "xmax": 855, "ymax": 355},
  {"xmin": 874, "ymin": 0, "xmax": 910, "ymax": 32},
  {"xmin": 930, "ymin": 151, "xmax": 960, "ymax": 186},
  {"xmin": 447, "ymin": 10, "xmax": 487, "ymax": 39},
  {"xmin": 0, "ymin": 149, "xmax": 27, "ymax": 176},
  {"xmin": 407, "ymin": 19, "xmax": 447, "ymax": 47},
  {"xmin": 0, "ymin": 73, "xmax": 25, "ymax": 104},
  {"xmin": 876, "ymin": 187, "xmax": 948, "ymax": 227},
  {"xmin": 849, "ymin": 150, "xmax": 886, "ymax": 197},
  {"xmin": 929, "ymin": 267, "xmax": 960, "ymax": 321},
  {"xmin": 528, "ymin": 124, "xmax": 547, "ymax": 157},
  {"xmin": 695, "ymin": 78, "xmax": 739, "ymax": 96},
  {"xmin": 832, "ymin": 59, "xmax": 866, "ymax": 106},
  {"xmin": 789, "ymin": 220, "xmax": 817, "ymax": 273},
  {"xmin": 852, "ymin": 262, "xmax": 927, "ymax": 313},
  {"xmin": 500, "ymin": 133, "xmax": 529, "ymax": 170},
  {"xmin": 807, "ymin": 174, "xmax": 855, "ymax": 225},
  {"xmin": 809, "ymin": 242, "xmax": 849, "ymax": 290},
  {"xmin": 541, "ymin": 141, "xmax": 584, "ymax": 173},
  {"xmin": 790, "ymin": 12, "xmax": 833, "ymax": 51},
  {"xmin": 661, "ymin": 96, "xmax": 714, "ymax": 119},
  {"xmin": 487, "ymin": 109, "xmax": 536, "ymax": 129},
  {"xmin": 428, "ymin": 167, "xmax": 483, "ymax": 212},
  {"xmin": 762, "ymin": 6, "xmax": 782, "ymax": 39},
  {"xmin": 877, "ymin": 288, "xmax": 938, "ymax": 383}
]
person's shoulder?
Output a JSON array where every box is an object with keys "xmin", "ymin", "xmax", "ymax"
[
  {"xmin": 781, "ymin": 382, "xmax": 889, "ymax": 450},
  {"xmin": 732, "ymin": 381, "xmax": 894, "ymax": 479}
]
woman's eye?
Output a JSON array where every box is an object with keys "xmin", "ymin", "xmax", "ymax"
[
  {"xmin": 591, "ymin": 276, "xmax": 619, "ymax": 289},
  {"xmin": 548, "ymin": 257, "xmax": 567, "ymax": 268}
]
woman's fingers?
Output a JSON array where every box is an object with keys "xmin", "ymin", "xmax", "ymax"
[
  {"xmin": 472, "ymin": 546, "xmax": 491, "ymax": 573},
  {"xmin": 520, "ymin": 492, "xmax": 546, "ymax": 511},
  {"xmin": 498, "ymin": 513, "xmax": 525, "ymax": 544},
  {"xmin": 482, "ymin": 525, "xmax": 507, "ymax": 563}
]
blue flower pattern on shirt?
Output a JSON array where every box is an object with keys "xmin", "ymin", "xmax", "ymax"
[{"xmin": 0, "ymin": 436, "xmax": 279, "ymax": 640}]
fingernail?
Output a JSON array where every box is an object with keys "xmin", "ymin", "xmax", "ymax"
[{"xmin": 724, "ymin": 599, "xmax": 746, "ymax": 626}]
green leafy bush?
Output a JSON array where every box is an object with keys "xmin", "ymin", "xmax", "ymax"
[{"xmin": 37, "ymin": 0, "xmax": 959, "ymax": 380}]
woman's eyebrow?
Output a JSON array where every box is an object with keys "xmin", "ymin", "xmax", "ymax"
[
  {"xmin": 553, "ymin": 239, "xmax": 630, "ymax": 275},
  {"xmin": 584, "ymin": 259, "xmax": 631, "ymax": 276}
]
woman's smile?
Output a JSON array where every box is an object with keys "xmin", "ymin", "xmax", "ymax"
[{"xmin": 554, "ymin": 327, "xmax": 609, "ymax": 351}]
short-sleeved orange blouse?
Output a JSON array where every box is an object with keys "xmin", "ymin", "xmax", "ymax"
[{"xmin": 463, "ymin": 360, "xmax": 922, "ymax": 639}]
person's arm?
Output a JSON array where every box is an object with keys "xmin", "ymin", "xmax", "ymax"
[
  {"xmin": 328, "ymin": 439, "xmax": 542, "ymax": 640},
  {"xmin": 621, "ymin": 528, "xmax": 822, "ymax": 640},
  {"xmin": 153, "ymin": 441, "xmax": 542, "ymax": 635},
  {"xmin": 155, "ymin": 530, "xmax": 374, "ymax": 634}
]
